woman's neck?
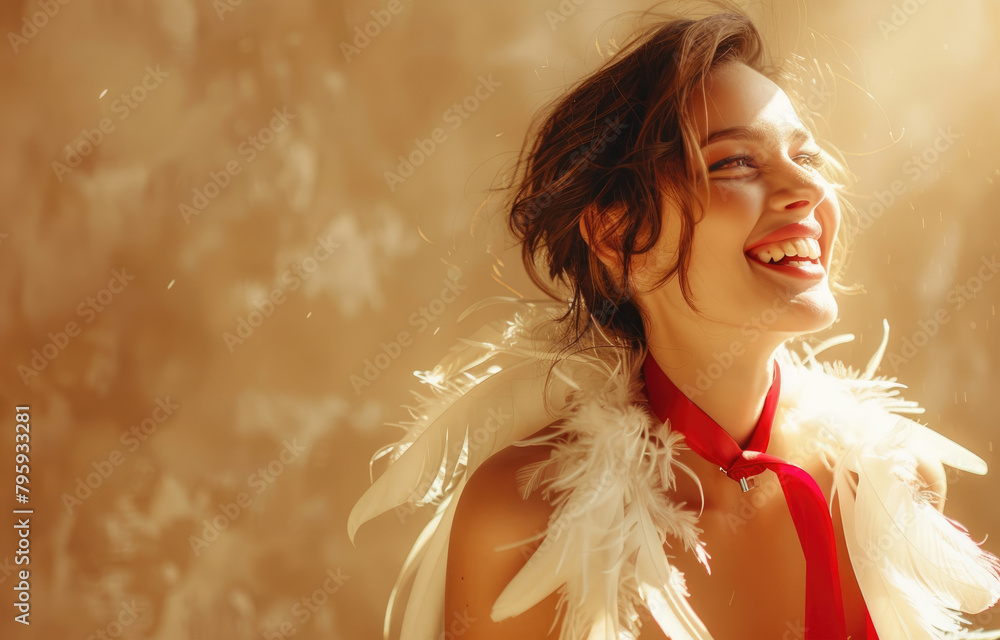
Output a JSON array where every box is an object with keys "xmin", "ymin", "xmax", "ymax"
[{"xmin": 643, "ymin": 317, "xmax": 788, "ymax": 448}]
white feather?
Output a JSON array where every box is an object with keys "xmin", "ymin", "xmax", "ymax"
[
  {"xmin": 348, "ymin": 303, "xmax": 572, "ymax": 544},
  {"xmin": 816, "ymin": 321, "xmax": 1000, "ymax": 640},
  {"xmin": 349, "ymin": 301, "xmax": 1000, "ymax": 640},
  {"xmin": 493, "ymin": 342, "xmax": 712, "ymax": 639},
  {"xmin": 399, "ymin": 484, "xmax": 465, "ymax": 639},
  {"xmin": 633, "ymin": 485, "xmax": 713, "ymax": 640}
]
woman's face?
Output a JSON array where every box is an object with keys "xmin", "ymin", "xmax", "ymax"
[{"xmin": 633, "ymin": 61, "xmax": 840, "ymax": 337}]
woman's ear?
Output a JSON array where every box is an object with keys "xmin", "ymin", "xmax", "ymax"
[{"xmin": 578, "ymin": 204, "xmax": 624, "ymax": 273}]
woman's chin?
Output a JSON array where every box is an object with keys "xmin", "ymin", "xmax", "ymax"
[{"xmin": 782, "ymin": 296, "xmax": 839, "ymax": 335}]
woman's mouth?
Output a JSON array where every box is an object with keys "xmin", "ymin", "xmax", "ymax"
[{"xmin": 745, "ymin": 237, "xmax": 826, "ymax": 279}]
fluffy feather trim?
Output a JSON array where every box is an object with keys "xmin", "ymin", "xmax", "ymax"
[
  {"xmin": 785, "ymin": 320, "xmax": 1000, "ymax": 639},
  {"xmin": 349, "ymin": 303, "xmax": 1000, "ymax": 640},
  {"xmin": 490, "ymin": 348, "xmax": 711, "ymax": 639}
]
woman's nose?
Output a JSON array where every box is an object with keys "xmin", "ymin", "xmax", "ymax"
[{"xmin": 769, "ymin": 162, "xmax": 826, "ymax": 212}]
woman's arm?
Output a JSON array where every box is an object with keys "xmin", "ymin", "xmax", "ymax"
[{"xmin": 444, "ymin": 441, "xmax": 564, "ymax": 639}]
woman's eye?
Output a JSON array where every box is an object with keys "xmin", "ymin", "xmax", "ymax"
[
  {"xmin": 709, "ymin": 154, "xmax": 755, "ymax": 172},
  {"xmin": 708, "ymin": 150, "xmax": 825, "ymax": 175},
  {"xmin": 795, "ymin": 151, "xmax": 825, "ymax": 168}
]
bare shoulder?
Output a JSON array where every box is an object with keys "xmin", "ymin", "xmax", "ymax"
[
  {"xmin": 454, "ymin": 431, "xmax": 558, "ymax": 529},
  {"xmin": 444, "ymin": 427, "xmax": 564, "ymax": 638}
]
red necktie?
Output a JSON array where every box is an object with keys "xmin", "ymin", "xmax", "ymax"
[{"xmin": 643, "ymin": 353, "xmax": 850, "ymax": 639}]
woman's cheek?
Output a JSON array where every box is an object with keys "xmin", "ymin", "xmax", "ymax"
[{"xmin": 709, "ymin": 181, "xmax": 761, "ymax": 221}]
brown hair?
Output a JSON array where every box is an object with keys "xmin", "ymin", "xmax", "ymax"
[{"xmin": 506, "ymin": 4, "xmax": 857, "ymax": 348}]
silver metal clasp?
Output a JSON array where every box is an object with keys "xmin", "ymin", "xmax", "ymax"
[{"xmin": 720, "ymin": 466, "xmax": 760, "ymax": 492}]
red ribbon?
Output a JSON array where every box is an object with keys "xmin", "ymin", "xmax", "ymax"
[{"xmin": 643, "ymin": 353, "xmax": 851, "ymax": 639}]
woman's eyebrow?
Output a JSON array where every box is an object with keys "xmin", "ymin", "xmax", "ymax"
[{"xmin": 700, "ymin": 124, "xmax": 813, "ymax": 148}]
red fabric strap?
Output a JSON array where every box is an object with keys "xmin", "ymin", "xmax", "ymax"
[{"xmin": 643, "ymin": 353, "xmax": 851, "ymax": 639}]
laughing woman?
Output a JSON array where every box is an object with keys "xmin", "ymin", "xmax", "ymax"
[{"xmin": 349, "ymin": 6, "xmax": 1000, "ymax": 640}]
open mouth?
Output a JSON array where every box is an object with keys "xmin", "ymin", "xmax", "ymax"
[{"xmin": 745, "ymin": 237, "xmax": 826, "ymax": 277}]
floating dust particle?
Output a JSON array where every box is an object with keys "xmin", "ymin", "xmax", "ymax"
[
  {"xmin": 491, "ymin": 273, "xmax": 524, "ymax": 298},
  {"xmin": 306, "ymin": 312, "xmax": 312, "ymax": 319},
  {"xmin": 167, "ymin": 279, "xmax": 175, "ymax": 290},
  {"xmin": 417, "ymin": 226, "xmax": 433, "ymax": 245}
]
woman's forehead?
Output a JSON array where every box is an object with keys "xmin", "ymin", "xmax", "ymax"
[{"xmin": 691, "ymin": 62, "xmax": 806, "ymax": 145}]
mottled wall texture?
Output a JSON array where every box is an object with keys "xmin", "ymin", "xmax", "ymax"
[{"xmin": 0, "ymin": 0, "xmax": 998, "ymax": 638}]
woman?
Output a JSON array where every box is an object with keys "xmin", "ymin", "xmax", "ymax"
[{"xmin": 349, "ymin": 6, "xmax": 1000, "ymax": 639}]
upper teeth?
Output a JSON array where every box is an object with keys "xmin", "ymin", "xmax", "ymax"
[{"xmin": 748, "ymin": 237, "xmax": 821, "ymax": 264}]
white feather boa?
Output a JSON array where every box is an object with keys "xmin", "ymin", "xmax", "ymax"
[{"xmin": 348, "ymin": 299, "xmax": 1000, "ymax": 640}]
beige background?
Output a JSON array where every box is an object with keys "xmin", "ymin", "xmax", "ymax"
[{"xmin": 0, "ymin": 0, "xmax": 998, "ymax": 638}]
